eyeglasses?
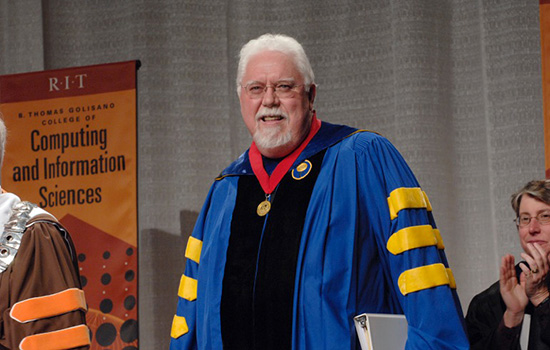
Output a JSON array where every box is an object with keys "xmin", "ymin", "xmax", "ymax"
[
  {"xmin": 241, "ymin": 81, "xmax": 303, "ymax": 99},
  {"xmin": 515, "ymin": 211, "xmax": 550, "ymax": 227}
]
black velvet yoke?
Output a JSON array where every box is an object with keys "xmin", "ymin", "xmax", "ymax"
[{"xmin": 220, "ymin": 150, "xmax": 326, "ymax": 349}]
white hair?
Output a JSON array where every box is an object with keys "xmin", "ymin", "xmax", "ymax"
[{"xmin": 236, "ymin": 34, "xmax": 315, "ymax": 95}]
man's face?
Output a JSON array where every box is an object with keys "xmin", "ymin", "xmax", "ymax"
[
  {"xmin": 239, "ymin": 50, "xmax": 314, "ymax": 159},
  {"xmin": 517, "ymin": 195, "xmax": 550, "ymax": 254}
]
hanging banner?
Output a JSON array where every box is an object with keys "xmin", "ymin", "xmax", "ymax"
[
  {"xmin": 541, "ymin": 0, "xmax": 550, "ymax": 178},
  {"xmin": 0, "ymin": 60, "xmax": 139, "ymax": 350}
]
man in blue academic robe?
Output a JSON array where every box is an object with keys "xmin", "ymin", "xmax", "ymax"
[{"xmin": 170, "ymin": 33, "xmax": 470, "ymax": 350}]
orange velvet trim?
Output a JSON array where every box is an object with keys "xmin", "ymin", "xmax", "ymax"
[
  {"xmin": 10, "ymin": 288, "xmax": 87, "ymax": 323},
  {"xmin": 19, "ymin": 324, "xmax": 91, "ymax": 350}
]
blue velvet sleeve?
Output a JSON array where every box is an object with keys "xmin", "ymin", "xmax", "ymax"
[
  {"xmin": 355, "ymin": 133, "xmax": 470, "ymax": 350},
  {"xmin": 169, "ymin": 187, "xmax": 215, "ymax": 350}
]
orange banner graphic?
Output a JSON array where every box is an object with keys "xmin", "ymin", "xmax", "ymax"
[{"xmin": 0, "ymin": 60, "xmax": 139, "ymax": 349}]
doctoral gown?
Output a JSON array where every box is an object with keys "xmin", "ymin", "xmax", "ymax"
[
  {"xmin": 170, "ymin": 121, "xmax": 470, "ymax": 350},
  {"xmin": 466, "ymin": 263, "xmax": 550, "ymax": 349},
  {"xmin": 0, "ymin": 192, "xmax": 89, "ymax": 350}
]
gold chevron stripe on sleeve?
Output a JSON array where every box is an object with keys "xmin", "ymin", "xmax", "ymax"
[
  {"xmin": 178, "ymin": 274, "xmax": 198, "ymax": 301},
  {"xmin": 171, "ymin": 315, "xmax": 189, "ymax": 339},
  {"xmin": 387, "ymin": 187, "xmax": 431, "ymax": 219},
  {"xmin": 387, "ymin": 225, "xmax": 439, "ymax": 255},
  {"xmin": 185, "ymin": 236, "xmax": 203, "ymax": 264},
  {"xmin": 398, "ymin": 263, "xmax": 456, "ymax": 295}
]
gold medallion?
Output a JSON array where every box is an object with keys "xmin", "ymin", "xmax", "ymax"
[{"xmin": 257, "ymin": 200, "xmax": 271, "ymax": 216}]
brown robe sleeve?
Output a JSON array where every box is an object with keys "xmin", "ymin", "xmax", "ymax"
[{"xmin": 0, "ymin": 214, "xmax": 89, "ymax": 349}]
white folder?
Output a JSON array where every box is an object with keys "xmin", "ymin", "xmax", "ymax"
[
  {"xmin": 354, "ymin": 313, "xmax": 407, "ymax": 350},
  {"xmin": 355, "ymin": 312, "xmax": 528, "ymax": 349}
]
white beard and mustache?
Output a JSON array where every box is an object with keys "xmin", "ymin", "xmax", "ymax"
[{"xmin": 253, "ymin": 107, "xmax": 292, "ymax": 150}]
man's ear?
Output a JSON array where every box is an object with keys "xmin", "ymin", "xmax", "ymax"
[{"xmin": 308, "ymin": 84, "xmax": 316, "ymax": 107}]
